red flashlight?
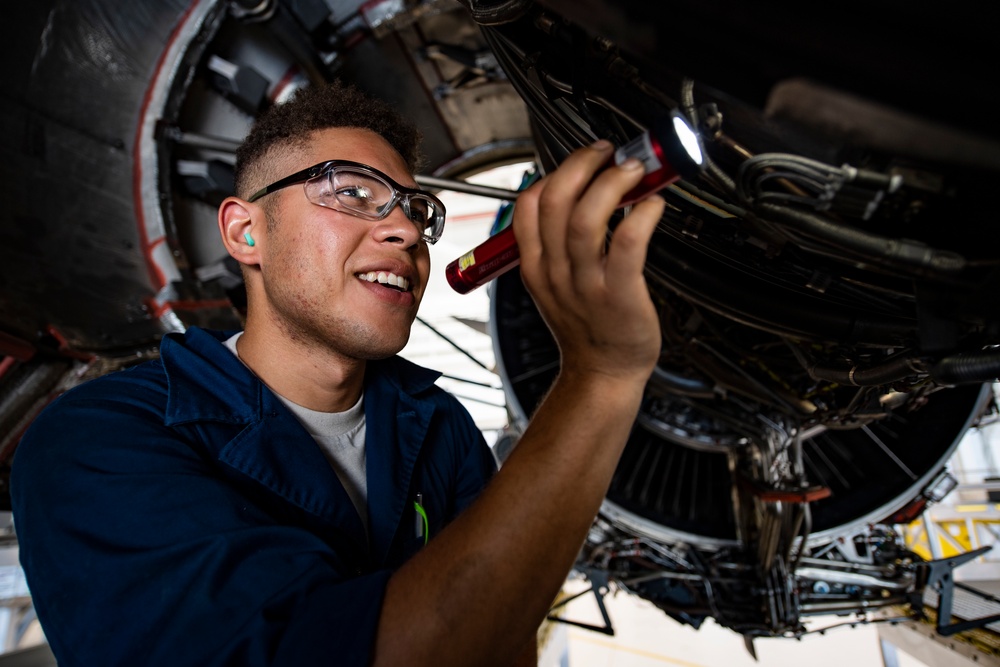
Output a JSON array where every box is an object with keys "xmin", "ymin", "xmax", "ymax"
[{"xmin": 445, "ymin": 111, "xmax": 704, "ymax": 294}]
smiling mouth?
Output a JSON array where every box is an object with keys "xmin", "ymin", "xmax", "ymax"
[{"xmin": 357, "ymin": 271, "xmax": 411, "ymax": 292}]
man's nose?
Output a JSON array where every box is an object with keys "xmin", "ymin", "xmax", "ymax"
[{"xmin": 372, "ymin": 202, "xmax": 422, "ymax": 248}]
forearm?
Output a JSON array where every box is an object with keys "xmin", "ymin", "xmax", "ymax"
[
  {"xmin": 511, "ymin": 633, "xmax": 538, "ymax": 667},
  {"xmin": 372, "ymin": 371, "xmax": 645, "ymax": 667},
  {"xmin": 372, "ymin": 141, "xmax": 664, "ymax": 667}
]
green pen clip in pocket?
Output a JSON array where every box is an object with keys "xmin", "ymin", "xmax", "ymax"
[{"xmin": 414, "ymin": 493, "xmax": 429, "ymax": 546}]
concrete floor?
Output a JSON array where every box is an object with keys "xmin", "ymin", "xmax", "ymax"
[{"xmin": 548, "ymin": 580, "xmax": 928, "ymax": 667}]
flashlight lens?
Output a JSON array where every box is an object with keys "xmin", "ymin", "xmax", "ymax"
[{"xmin": 673, "ymin": 115, "xmax": 704, "ymax": 167}]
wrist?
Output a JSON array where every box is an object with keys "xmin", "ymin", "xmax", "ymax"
[{"xmin": 553, "ymin": 363, "xmax": 650, "ymax": 405}]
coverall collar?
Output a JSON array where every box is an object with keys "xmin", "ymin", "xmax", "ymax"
[{"xmin": 159, "ymin": 327, "xmax": 442, "ymax": 566}]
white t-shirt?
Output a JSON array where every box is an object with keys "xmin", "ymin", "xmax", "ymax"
[{"xmin": 224, "ymin": 333, "xmax": 368, "ymax": 531}]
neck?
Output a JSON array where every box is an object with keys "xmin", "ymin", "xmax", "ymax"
[{"xmin": 236, "ymin": 321, "xmax": 366, "ymax": 413}]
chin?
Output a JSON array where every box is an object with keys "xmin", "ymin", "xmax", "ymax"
[{"xmin": 347, "ymin": 332, "xmax": 410, "ymax": 362}]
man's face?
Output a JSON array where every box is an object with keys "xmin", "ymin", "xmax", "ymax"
[{"xmin": 252, "ymin": 127, "xmax": 431, "ymax": 360}]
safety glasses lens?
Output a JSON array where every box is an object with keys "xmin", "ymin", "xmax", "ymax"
[
  {"xmin": 305, "ymin": 165, "xmax": 445, "ymax": 242},
  {"xmin": 406, "ymin": 196, "xmax": 444, "ymax": 241},
  {"xmin": 329, "ymin": 170, "xmax": 393, "ymax": 217}
]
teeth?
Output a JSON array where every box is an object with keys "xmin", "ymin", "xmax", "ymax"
[{"xmin": 358, "ymin": 271, "xmax": 410, "ymax": 291}]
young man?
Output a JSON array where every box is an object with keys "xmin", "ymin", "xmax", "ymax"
[{"xmin": 11, "ymin": 82, "xmax": 665, "ymax": 666}]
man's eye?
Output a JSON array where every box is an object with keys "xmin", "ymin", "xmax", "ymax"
[
  {"xmin": 409, "ymin": 203, "xmax": 430, "ymax": 225},
  {"xmin": 337, "ymin": 186, "xmax": 374, "ymax": 200}
]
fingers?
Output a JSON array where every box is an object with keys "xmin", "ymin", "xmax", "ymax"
[
  {"xmin": 563, "ymin": 157, "xmax": 648, "ymax": 287},
  {"xmin": 511, "ymin": 140, "xmax": 665, "ymax": 382},
  {"xmin": 534, "ymin": 140, "xmax": 615, "ymax": 267},
  {"xmin": 604, "ymin": 194, "xmax": 664, "ymax": 290},
  {"xmin": 515, "ymin": 140, "xmax": 657, "ymax": 293}
]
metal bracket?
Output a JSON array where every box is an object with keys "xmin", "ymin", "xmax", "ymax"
[
  {"xmin": 919, "ymin": 546, "xmax": 1000, "ymax": 636},
  {"xmin": 546, "ymin": 569, "xmax": 616, "ymax": 636}
]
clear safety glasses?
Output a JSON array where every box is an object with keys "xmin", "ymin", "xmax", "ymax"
[{"xmin": 247, "ymin": 159, "xmax": 446, "ymax": 244}]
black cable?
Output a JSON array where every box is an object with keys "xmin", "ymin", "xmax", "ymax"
[
  {"xmin": 755, "ymin": 202, "xmax": 967, "ymax": 273},
  {"xmin": 414, "ymin": 316, "xmax": 494, "ymax": 374},
  {"xmin": 483, "ymin": 29, "xmax": 592, "ymax": 153}
]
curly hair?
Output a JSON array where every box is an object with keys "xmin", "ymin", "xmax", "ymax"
[{"xmin": 233, "ymin": 80, "xmax": 422, "ymax": 199}]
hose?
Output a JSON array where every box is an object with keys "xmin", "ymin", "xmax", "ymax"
[
  {"xmin": 809, "ymin": 348, "xmax": 1000, "ymax": 386},
  {"xmin": 930, "ymin": 349, "xmax": 1000, "ymax": 384},
  {"xmin": 809, "ymin": 355, "xmax": 927, "ymax": 386}
]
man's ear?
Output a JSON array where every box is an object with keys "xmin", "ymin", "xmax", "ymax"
[{"xmin": 218, "ymin": 197, "xmax": 262, "ymax": 267}]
